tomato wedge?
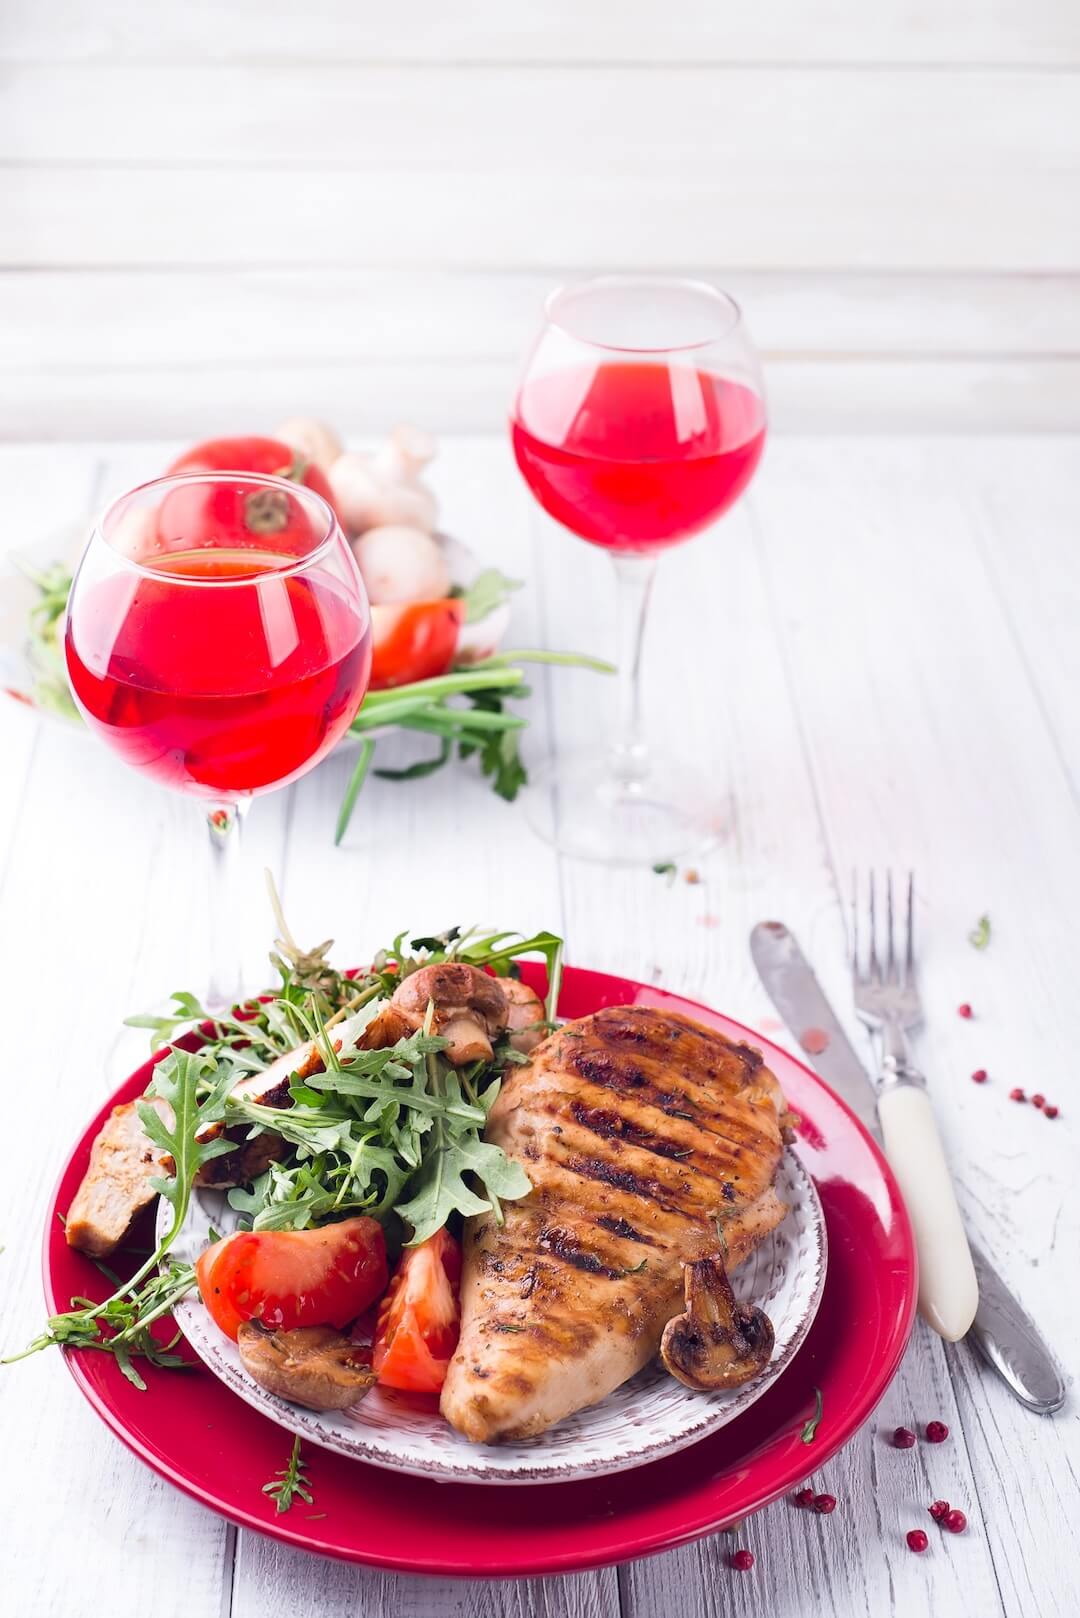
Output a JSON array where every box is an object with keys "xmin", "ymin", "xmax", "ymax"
[
  {"xmin": 372, "ymin": 1228, "xmax": 462, "ymax": 1393},
  {"xmin": 369, "ymin": 598, "xmax": 465, "ymax": 690},
  {"xmin": 195, "ymin": 1217, "xmax": 388, "ymax": 1342}
]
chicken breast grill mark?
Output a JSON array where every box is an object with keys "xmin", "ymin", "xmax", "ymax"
[{"xmin": 440, "ymin": 1005, "xmax": 788, "ymax": 1443}]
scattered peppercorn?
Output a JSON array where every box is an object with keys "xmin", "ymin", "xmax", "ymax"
[
  {"xmin": 813, "ymin": 1493, "xmax": 837, "ymax": 1514},
  {"xmin": 958, "ymin": 1003, "xmax": 973, "ymax": 1018},
  {"xmin": 893, "ymin": 1426, "xmax": 917, "ymax": 1448},
  {"xmin": 1009, "ymin": 1087, "xmax": 1025, "ymax": 1102},
  {"xmin": 729, "ymin": 1549, "xmax": 754, "ymax": 1571},
  {"xmin": 943, "ymin": 1509, "xmax": 967, "ymax": 1535},
  {"xmin": 971, "ymin": 1068, "xmax": 988, "ymax": 1083},
  {"xmin": 793, "ymin": 1488, "xmax": 815, "ymax": 1508},
  {"xmin": 906, "ymin": 1529, "xmax": 929, "ymax": 1553},
  {"xmin": 1032, "ymin": 1093, "xmax": 1046, "ymax": 1109},
  {"xmin": 684, "ymin": 868, "xmax": 701, "ymax": 885},
  {"xmin": 1044, "ymin": 1104, "xmax": 1059, "ymax": 1119},
  {"xmin": 929, "ymin": 1500, "xmax": 950, "ymax": 1522},
  {"xmin": 925, "ymin": 1420, "xmax": 949, "ymax": 1443}
]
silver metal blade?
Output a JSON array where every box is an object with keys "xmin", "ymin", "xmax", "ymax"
[
  {"xmin": 750, "ymin": 917, "xmax": 1066, "ymax": 1415},
  {"xmin": 749, "ymin": 919, "xmax": 881, "ymax": 1140}
]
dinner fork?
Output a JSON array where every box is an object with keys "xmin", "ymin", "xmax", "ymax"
[{"xmin": 851, "ymin": 871, "xmax": 979, "ymax": 1343}]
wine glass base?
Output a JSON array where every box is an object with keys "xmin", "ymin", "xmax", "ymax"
[{"xmin": 523, "ymin": 749, "xmax": 723, "ymax": 866}]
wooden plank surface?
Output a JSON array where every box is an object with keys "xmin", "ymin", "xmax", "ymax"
[
  {"xmin": 3, "ymin": 268, "xmax": 1078, "ymax": 440},
  {"xmin": 4, "ymin": 69, "xmax": 1078, "ymax": 274},
  {"xmin": 5, "ymin": 0, "xmax": 1080, "ymax": 66},
  {"xmin": 0, "ymin": 435, "xmax": 1076, "ymax": 1617}
]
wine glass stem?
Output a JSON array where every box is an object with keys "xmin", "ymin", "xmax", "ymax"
[
  {"xmin": 205, "ymin": 800, "xmax": 250, "ymax": 1010},
  {"xmin": 610, "ymin": 550, "xmax": 658, "ymax": 783}
]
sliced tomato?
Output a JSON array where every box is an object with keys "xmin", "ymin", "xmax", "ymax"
[
  {"xmin": 167, "ymin": 436, "xmax": 339, "ymax": 513},
  {"xmin": 196, "ymin": 1217, "xmax": 388, "ymax": 1342},
  {"xmin": 195, "ymin": 1236, "xmax": 250, "ymax": 1340},
  {"xmin": 369, "ymin": 598, "xmax": 465, "ymax": 690},
  {"xmin": 372, "ymin": 1227, "xmax": 462, "ymax": 1393}
]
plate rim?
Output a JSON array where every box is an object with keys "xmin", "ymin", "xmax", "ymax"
[{"xmin": 41, "ymin": 965, "xmax": 917, "ymax": 1577}]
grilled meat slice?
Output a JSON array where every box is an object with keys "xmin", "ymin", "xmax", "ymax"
[
  {"xmin": 440, "ymin": 1005, "xmax": 787, "ymax": 1442},
  {"xmin": 65, "ymin": 1098, "xmax": 173, "ymax": 1257}
]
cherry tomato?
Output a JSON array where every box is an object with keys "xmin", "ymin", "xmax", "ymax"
[
  {"xmin": 196, "ymin": 1217, "xmax": 388, "ymax": 1342},
  {"xmin": 167, "ymin": 436, "xmax": 339, "ymax": 513},
  {"xmin": 369, "ymin": 598, "xmax": 465, "ymax": 690},
  {"xmin": 372, "ymin": 1227, "xmax": 462, "ymax": 1393}
]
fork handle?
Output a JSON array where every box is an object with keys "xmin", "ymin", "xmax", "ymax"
[{"xmin": 878, "ymin": 1079, "xmax": 979, "ymax": 1342}]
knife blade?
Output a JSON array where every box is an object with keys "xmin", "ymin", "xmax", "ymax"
[{"xmin": 750, "ymin": 918, "xmax": 1065, "ymax": 1414}]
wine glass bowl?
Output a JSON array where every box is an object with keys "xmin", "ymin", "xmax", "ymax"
[
  {"xmin": 509, "ymin": 276, "xmax": 767, "ymax": 863},
  {"xmin": 64, "ymin": 471, "xmax": 372, "ymax": 1006},
  {"xmin": 65, "ymin": 473, "xmax": 372, "ymax": 800}
]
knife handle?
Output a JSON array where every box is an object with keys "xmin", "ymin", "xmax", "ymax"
[{"xmin": 878, "ymin": 1081, "xmax": 979, "ymax": 1342}]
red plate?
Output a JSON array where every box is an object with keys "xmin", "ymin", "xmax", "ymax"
[{"xmin": 42, "ymin": 966, "xmax": 916, "ymax": 1577}]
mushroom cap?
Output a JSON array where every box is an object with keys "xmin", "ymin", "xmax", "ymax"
[
  {"xmin": 660, "ymin": 1254, "xmax": 774, "ymax": 1391},
  {"xmin": 392, "ymin": 962, "xmax": 508, "ymax": 1033},
  {"xmin": 237, "ymin": 1323, "xmax": 376, "ymax": 1411},
  {"xmin": 391, "ymin": 962, "xmax": 510, "ymax": 1066}
]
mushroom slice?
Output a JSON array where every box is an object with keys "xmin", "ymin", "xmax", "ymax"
[
  {"xmin": 503, "ymin": 977, "xmax": 546, "ymax": 1055},
  {"xmin": 660, "ymin": 1255, "xmax": 774, "ymax": 1391},
  {"xmin": 237, "ymin": 1323, "xmax": 376, "ymax": 1411},
  {"xmin": 390, "ymin": 962, "xmax": 509, "ymax": 1065}
]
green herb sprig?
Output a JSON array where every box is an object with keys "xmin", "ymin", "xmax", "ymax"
[
  {"xmin": 262, "ymin": 1435, "xmax": 313, "ymax": 1514},
  {"xmin": 801, "ymin": 1386, "xmax": 824, "ymax": 1444},
  {"xmin": 968, "ymin": 914, "xmax": 992, "ymax": 950},
  {"xmin": 2, "ymin": 1048, "xmax": 233, "ymax": 1381}
]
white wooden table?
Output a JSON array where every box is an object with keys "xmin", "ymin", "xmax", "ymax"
[{"xmin": 1, "ymin": 434, "xmax": 1077, "ymax": 1618}]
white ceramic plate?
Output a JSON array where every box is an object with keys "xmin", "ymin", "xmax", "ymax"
[
  {"xmin": 1, "ymin": 528, "xmax": 509, "ymax": 732},
  {"xmin": 164, "ymin": 1148, "xmax": 827, "ymax": 1485}
]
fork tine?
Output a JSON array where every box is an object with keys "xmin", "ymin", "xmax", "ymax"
[
  {"xmin": 886, "ymin": 870, "xmax": 896, "ymax": 983},
  {"xmin": 868, "ymin": 870, "xmax": 880, "ymax": 985},
  {"xmin": 905, "ymin": 871, "xmax": 915, "ymax": 984}
]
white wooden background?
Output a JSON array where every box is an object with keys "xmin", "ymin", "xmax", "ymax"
[
  {"xmin": 2, "ymin": 0, "xmax": 1080, "ymax": 437},
  {"xmin": 0, "ymin": 432, "xmax": 1077, "ymax": 1617}
]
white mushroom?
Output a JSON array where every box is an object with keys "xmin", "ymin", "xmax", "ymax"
[
  {"xmin": 370, "ymin": 423, "xmax": 437, "ymax": 484},
  {"xmin": 352, "ymin": 524, "xmax": 451, "ymax": 605},
  {"xmin": 273, "ymin": 417, "xmax": 344, "ymax": 475},
  {"xmin": 328, "ymin": 452, "xmax": 438, "ymax": 536}
]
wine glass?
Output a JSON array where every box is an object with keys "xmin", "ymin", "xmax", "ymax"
[
  {"xmin": 510, "ymin": 275, "xmax": 766, "ymax": 863},
  {"xmin": 64, "ymin": 471, "xmax": 372, "ymax": 1006}
]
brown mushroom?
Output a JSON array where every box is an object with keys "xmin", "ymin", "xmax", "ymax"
[
  {"xmin": 237, "ymin": 1323, "xmax": 376, "ymax": 1411},
  {"xmin": 503, "ymin": 977, "xmax": 546, "ymax": 1055},
  {"xmin": 660, "ymin": 1255, "xmax": 774, "ymax": 1391},
  {"xmin": 390, "ymin": 962, "xmax": 509, "ymax": 1065}
]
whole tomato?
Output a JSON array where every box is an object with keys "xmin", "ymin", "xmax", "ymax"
[
  {"xmin": 159, "ymin": 435, "xmax": 341, "ymax": 557},
  {"xmin": 168, "ymin": 436, "xmax": 340, "ymax": 515}
]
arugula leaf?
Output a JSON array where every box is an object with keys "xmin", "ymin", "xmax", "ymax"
[{"xmin": 3, "ymin": 1048, "xmax": 232, "ymax": 1374}]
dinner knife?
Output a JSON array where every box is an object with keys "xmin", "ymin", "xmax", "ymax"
[{"xmin": 750, "ymin": 920, "xmax": 1065, "ymax": 1414}]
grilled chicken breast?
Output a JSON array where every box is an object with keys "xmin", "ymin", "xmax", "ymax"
[{"xmin": 440, "ymin": 1005, "xmax": 787, "ymax": 1443}]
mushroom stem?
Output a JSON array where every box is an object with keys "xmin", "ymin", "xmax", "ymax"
[{"xmin": 660, "ymin": 1254, "xmax": 774, "ymax": 1391}]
